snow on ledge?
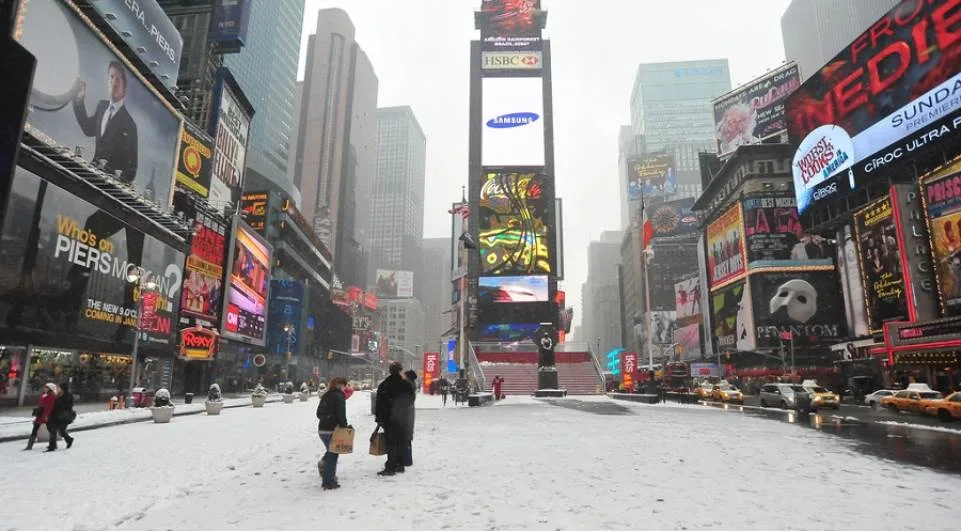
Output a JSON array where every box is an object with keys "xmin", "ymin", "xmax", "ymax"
[{"xmin": 876, "ymin": 420, "xmax": 961, "ymax": 435}]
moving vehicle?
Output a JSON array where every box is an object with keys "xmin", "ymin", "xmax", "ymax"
[
  {"xmin": 922, "ymin": 392, "xmax": 961, "ymax": 422},
  {"xmin": 711, "ymin": 383, "xmax": 743, "ymax": 404},
  {"xmin": 694, "ymin": 382, "xmax": 714, "ymax": 400},
  {"xmin": 801, "ymin": 380, "xmax": 839, "ymax": 410},
  {"xmin": 880, "ymin": 386, "xmax": 943, "ymax": 414},
  {"xmin": 759, "ymin": 383, "xmax": 807, "ymax": 409},
  {"xmin": 864, "ymin": 389, "xmax": 897, "ymax": 407}
]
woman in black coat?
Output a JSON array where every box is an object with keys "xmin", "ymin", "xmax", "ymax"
[
  {"xmin": 403, "ymin": 370, "xmax": 418, "ymax": 468},
  {"xmin": 316, "ymin": 377, "xmax": 350, "ymax": 490},
  {"xmin": 46, "ymin": 382, "xmax": 75, "ymax": 452}
]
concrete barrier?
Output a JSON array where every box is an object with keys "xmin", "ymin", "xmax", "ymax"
[
  {"xmin": 608, "ymin": 393, "xmax": 660, "ymax": 404},
  {"xmin": 468, "ymin": 393, "xmax": 495, "ymax": 407}
]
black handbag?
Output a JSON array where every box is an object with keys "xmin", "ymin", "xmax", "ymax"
[
  {"xmin": 60, "ymin": 410, "xmax": 77, "ymax": 424},
  {"xmin": 32, "ymin": 407, "xmax": 43, "ymax": 417}
]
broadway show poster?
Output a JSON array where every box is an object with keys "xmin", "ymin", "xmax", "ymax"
[
  {"xmin": 674, "ymin": 322, "xmax": 702, "ymax": 362},
  {"xmin": 674, "ymin": 276, "xmax": 701, "ymax": 320},
  {"xmin": 922, "ymin": 164, "xmax": 961, "ymax": 316},
  {"xmin": 179, "ymin": 212, "xmax": 226, "ymax": 327},
  {"xmin": 0, "ymin": 168, "xmax": 184, "ymax": 347},
  {"xmin": 627, "ymin": 152, "xmax": 676, "ymax": 200},
  {"xmin": 750, "ymin": 271, "xmax": 845, "ymax": 350},
  {"xmin": 267, "ymin": 279, "xmax": 303, "ymax": 356},
  {"xmin": 650, "ymin": 311, "xmax": 676, "ymax": 345},
  {"xmin": 175, "ymin": 121, "xmax": 213, "ymax": 199},
  {"xmin": 17, "ymin": 0, "xmax": 181, "ymax": 206},
  {"xmin": 648, "ymin": 197, "xmax": 698, "ymax": 238},
  {"xmin": 835, "ymin": 224, "xmax": 869, "ymax": 337},
  {"xmin": 713, "ymin": 64, "xmax": 800, "ymax": 156},
  {"xmin": 854, "ymin": 197, "xmax": 906, "ymax": 333},
  {"xmin": 711, "ymin": 280, "xmax": 755, "ymax": 352},
  {"xmin": 706, "ymin": 203, "xmax": 746, "ymax": 288},
  {"xmin": 210, "ymin": 70, "xmax": 251, "ymax": 212},
  {"xmin": 742, "ymin": 196, "xmax": 834, "ymax": 266}
]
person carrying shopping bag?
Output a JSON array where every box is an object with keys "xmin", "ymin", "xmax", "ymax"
[
  {"xmin": 25, "ymin": 383, "xmax": 57, "ymax": 451},
  {"xmin": 46, "ymin": 382, "xmax": 75, "ymax": 452},
  {"xmin": 316, "ymin": 377, "xmax": 351, "ymax": 490}
]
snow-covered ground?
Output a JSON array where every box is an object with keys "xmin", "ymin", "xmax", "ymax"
[{"xmin": 1, "ymin": 393, "xmax": 959, "ymax": 530}]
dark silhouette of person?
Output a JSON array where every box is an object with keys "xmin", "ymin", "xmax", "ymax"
[{"xmin": 65, "ymin": 60, "xmax": 144, "ymax": 339}]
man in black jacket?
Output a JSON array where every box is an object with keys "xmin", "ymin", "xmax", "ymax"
[
  {"xmin": 375, "ymin": 362, "xmax": 414, "ymax": 476},
  {"xmin": 46, "ymin": 382, "xmax": 74, "ymax": 452}
]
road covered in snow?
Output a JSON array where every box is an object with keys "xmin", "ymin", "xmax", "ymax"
[{"xmin": 1, "ymin": 393, "xmax": 959, "ymax": 530}]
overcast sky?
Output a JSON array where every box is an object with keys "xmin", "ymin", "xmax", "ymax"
[{"xmin": 298, "ymin": 0, "xmax": 793, "ymax": 335}]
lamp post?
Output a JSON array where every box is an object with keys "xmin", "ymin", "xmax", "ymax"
[
  {"xmin": 125, "ymin": 267, "xmax": 157, "ymax": 398},
  {"xmin": 283, "ymin": 322, "xmax": 294, "ymax": 381}
]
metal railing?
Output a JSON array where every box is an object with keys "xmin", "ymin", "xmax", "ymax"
[{"xmin": 468, "ymin": 341, "xmax": 487, "ymax": 392}]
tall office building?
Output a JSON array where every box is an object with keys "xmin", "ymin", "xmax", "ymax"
[
  {"xmin": 290, "ymin": 9, "xmax": 378, "ymax": 285},
  {"xmin": 618, "ymin": 125, "xmax": 644, "ymax": 230},
  {"xmin": 368, "ymin": 106, "xmax": 427, "ymax": 278},
  {"xmin": 224, "ymin": 0, "xmax": 304, "ymax": 199},
  {"xmin": 158, "ymin": 0, "xmax": 223, "ymax": 128},
  {"xmin": 381, "ymin": 298, "xmax": 426, "ymax": 370},
  {"xmin": 581, "ymin": 231, "xmax": 624, "ymax": 361},
  {"xmin": 629, "ymin": 60, "xmax": 731, "ymax": 190},
  {"xmin": 420, "ymin": 237, "xmax": 453, "ymax": 350},
  {"xmin": 782, "ymin": 0, "xmax": 899, "ymax": 82}
]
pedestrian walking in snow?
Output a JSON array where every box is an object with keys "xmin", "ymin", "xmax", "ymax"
[
  {"xmin": 374, "ymin": 362, "xmax": 414, "ymax": 476},
  {"xmin": 439, "ymin": 379, "xmax": 449, "ymax": 407},
  {"xmin": 492, "ymin": 375, "xmax": 504, "ymax": 400},
  {"xmin": 316, "ymin": 377, "xmax": 351, "ymax": 490},
  {"xmin": 403, "ymin": 370, "xmax": 418, "ymax": 468},
  {"xmin": 25, "ymin": 383, "xmax": 56, "ymax": 451},
  {"xmin": 46, "ymin": 382, "xmax": 75, "ymax": 452}
]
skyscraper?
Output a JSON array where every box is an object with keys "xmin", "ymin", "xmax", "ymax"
[
  {"xmin": 618, "ymin": 125, "xmax": 644, "ymax": 230},
  {"xmin": 581, "ymin": 231, "xmax": 624, "ymax": 361},
  {"xmin": 629, "ymin": 60, "xmax": 731, "ymax": 193},
  {"xmin": 368, "ymin": 106, "xmax": 427, "ymax": 278},
  {"xmin": 290, "ymin": 9, "xmax": 378, "ymax": 285},
  {"xmin": 420, "ymin": 237, "xmax": 453, "ymax": 350},
  {"xmin": 224, "ymin": 0, "xmax": 305, "ymax": 197},
  {"xmin": 781, "ymin": 0, "xmax": 899, "ymax": 82}
]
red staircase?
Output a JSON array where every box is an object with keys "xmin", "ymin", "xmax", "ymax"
[{"xmin": 479, "ymin": 351, "xmax": 602, "ymax": 396}]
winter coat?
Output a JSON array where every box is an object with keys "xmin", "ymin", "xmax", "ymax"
[
  {"xmin": 34, "ymin": 393, "xmax": 56, "ymax": 425},
  {"xmin": 316, "ymin": 388, "xmax": 348, "ymax": 432},
  {"xmin": 375, "ymin": 374, "xmax": 415, "ymax": 440},
  {"xmin": 50, "ymin": 391, "xmax": 74, "ymax": 424}
]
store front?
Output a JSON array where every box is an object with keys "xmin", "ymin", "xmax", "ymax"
[{"xmin": 884, "ymin": 318, "xmax": 961, "ymax": 394}]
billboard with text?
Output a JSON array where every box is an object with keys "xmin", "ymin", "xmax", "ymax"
[
  {"xmin": 706, "ymin": 203, "xmax": 746, "ymax": 288},
  {"xmin": 714, "ymin": 63, "xmax": 799, "ymax": 156},
  {"xmin": 482, "ymin": 77, "xmax": 545, "ymax": 167}
]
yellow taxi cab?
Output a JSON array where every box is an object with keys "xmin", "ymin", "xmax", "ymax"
[
  {"xmin": 694, "ymin": 382, "xmax": 714, "ymax": 400},
  {"xmin": 711, "ymin": 383, "xmax": 744, "ymax": 404},
  {"xmin": 880, "ymin": 386, "xmax": 943, "ymax": 414},
  {"xmin": 923, "ymin": 392, "xmax": 961, "ymax": 422},
  {"xmin": 801, "ymin": 380, "xmax": 840, "ymax": 410}
]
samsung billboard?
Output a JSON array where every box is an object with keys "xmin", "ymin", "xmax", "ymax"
[{"xmin": 481, "ymin": 76, "xmax": 545, "ymax": 167}]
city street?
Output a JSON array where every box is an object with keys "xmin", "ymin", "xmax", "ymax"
[{"xmin": 2, "ymin": 393, "xmax": 960, "ymax": 530}]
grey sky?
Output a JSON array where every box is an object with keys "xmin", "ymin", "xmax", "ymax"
[{"xmin": 299, "ymin": 0, "xmax": 793, "ymax": 333}]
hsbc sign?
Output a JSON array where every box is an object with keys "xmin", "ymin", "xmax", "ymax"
[{"xmin": 482, "ymin": 51, "xmax": 542, "ymax": 70}]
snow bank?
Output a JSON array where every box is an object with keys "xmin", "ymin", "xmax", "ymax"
[{"xmin": 877, "ymin": 420, "xmax": 961, "ymax": 435}]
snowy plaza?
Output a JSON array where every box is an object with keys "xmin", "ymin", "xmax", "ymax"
[{"xmin": 2, "ymin": 393, "xmax": 960, "ymax": 531}]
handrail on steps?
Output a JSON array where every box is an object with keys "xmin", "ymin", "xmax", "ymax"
[{"xmin": 468, "ymin": 341, "xmax": 487, "ymax": 392}]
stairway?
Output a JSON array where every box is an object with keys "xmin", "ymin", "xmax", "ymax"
[{"xmin": 479, "ymin": 351, "xmax": 602, "ymax": 396}]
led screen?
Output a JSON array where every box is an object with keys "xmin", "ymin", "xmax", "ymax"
[
  {"xmin": 481, "ymin": 77, "xmax": 545, "ymax": 167},
  {"xmin": 479, "ymin": 172, "xmax": 551, "ymax": 275},
  {"xmin": 478, "ymin": 323, "xmax": 540, "ymax": 342},
  {"xmin": 479, "ymin": 275, "xmax": 549, "ymax": 303},
  {"xmin": 222, "ymin": 223, "xmax": 271, "ymax": 345}
]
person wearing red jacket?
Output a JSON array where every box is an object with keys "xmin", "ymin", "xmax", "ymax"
[
  {"xmin": 25, "ymin": 383, "xmax": 57, "ymax": 451},
  {"xmin": 492, "ymin": 375, "xmax": 504, "ymax": 400}
]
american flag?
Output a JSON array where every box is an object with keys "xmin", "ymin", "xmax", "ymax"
[{"xmin": 448, "ymin": 203, "xmax": 469, "ymax": 219}]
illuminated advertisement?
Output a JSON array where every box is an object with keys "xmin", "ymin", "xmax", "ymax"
[
  {"xmin": 222, "ymin": 221, "xmax": 271, "ymax": 345},
  {"xmin": 0, "ymin": 168, "xmax": 184, "ymax": 348},
  {"xmin": 481, "ymin": 77, "xmax": 545, "ymax": 167},
  {"xmin": 479, "ymin": 275, "xmax": 548, "ymax": 303},
  {"xmin": 650, "ymin": 311, "xmax": 676, "ymax": 345},
  {"xmin": 922, "ymin": 161, "xmax": 961, "ymax": 316},
  {"xmin": 750, "ymin": 271, "xmax": 845, "ymax": 349},
  {"xmin": 479, "ymin": 0, "xmax": 541, "ymax": 50},
  {"xmin": 209, "ymin": 0, "xmax": 251, "ymax": 50},
  {"xmin": 375, "ymin": 269, "xmax": 414, "ymax": 299},
  {"xmin": 627, "ymin": 152, "xmax": 676, "ymax": 200},
  {"xmin": 175, "ymin": 121, "xmax": 214, "ymax": 199},
  {"xmin": 674, "ymin": 323, "xmax": 702, "ymax": 362},
  {"xmin": 706, "ymin": 203, "xmax": 747, "ymax": 288},
  {"xmin": 891, "ymin": 183, "xmax": 939, "ymax": 322},
  {"xmin": 711, "ymin": 280, "xmax": 755, "ymax": 352},
  {"xmin": 621, "ymin": 351, "xmax": 638, "ymax": 388},
  {"xmin": 479, "ymin": 172, "xmax": 551, "ymax": 275},
  {"xmin": 209, "ymin": 69, "xmax": 251, "ymax": 211},
  {"xmin": 788, "ymin": 1, "xmax": 961, "ymax": 214},
  {"xmin": 648, "ymin": 197, "xmax": 698, "ymax": 238},
  {"xmin": 854, "ymin": 197, "xmax": 907, "ymax": 333},
  {"xmin": 742, "ymin": 196, "xmax": 834, "ymax": 267},
  {"xmin": 649, "ymin": 243, "xmax": 698, "ymax": 311},
  {"xmin": 713, "ymin": 63, "xmax": 800, "ymax": 156},
  {"xmin": 481, "ymin": 51, "xmax": 542, "ymax": 70},
  {"xmin": 267, "ymin": 279, "xmax": 302, "ymax": 356},
  {"xmin": 674, "ymin": 276, "xmax": 702, "ymax": 320},
  {"xmin": 180, "ymin": 212, "xmax": 227, "ymax": 326},
  {"xmin": 478, "ymin": 323, "xmax": 540, "ymax": 342},
  {"xmin": 240, "ymin": 191, "xmax": 268, "ymax": 235},
  {"xmin": 17, "ymin": 0, "xmax": 181, "ymax": 206}
]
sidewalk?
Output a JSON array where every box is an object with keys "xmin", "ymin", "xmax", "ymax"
[{"xmin": 0, "ymin": 393, "xmax": 294, "ymax": 443}]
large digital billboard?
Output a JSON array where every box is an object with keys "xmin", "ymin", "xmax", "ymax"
[
  {"xmin": 222, "ymin": 220, "xmax": 271, "ymax": 345},
  {"xmin": 210, "ymin": 69, "xmax": 251, "ymax": 212},
  {"xmin": 375, "ymin": 269, "xmax": 414, "ymax": 299},
  {"xmin": 742, "ymin": 196, "xmax": 834, "ymax": 267},
  {"xmin": 0, "ymin": 168, "xmax": 184, "ymax": 347},
  {"xmin": 674, "ymin": 276, "xmax": 702, "ymax": 320},
  {"xmin": 714, "ymin": 63, "xmax": 800, "ymax": 157},
  {"xmin": 750, "ymin": 271, "xmax": 845, "ymax": 349},
  {"xmin": 674, "ymin": 322, "xmax": 702, "ymax": 362},
  {"xmin": 17, "ymin": 0, "xmax": 182, "ymax": 207},
  {"xmin": 479, "ymin": 0, "xmax": 541, "ymax": 51},
  {"xmin": 788, "ymin": 0, "xmax": 961, "ymax": 214},
  {"xmin": 180, "ymin": 212, "xmax": 226, "ymax": 327},
  {"xmin": 706, "ymin": 203, "xmax": 747, "ymax": 288},
  {"xmin": 853, "ymin": 196, "xmax": 907, "ymax": 333},
  {"xmin": 648, "ymin": 197, "xmax": 698, "ymax": 238},
  {"xmin": 627, "ymin": 152, "xmax": 676, "ymax": 200},
  {"xmin": 267, "ymin": 279, "xmax": 303, "ymax": 356},
  {"xmin": 478, "ymin": 323, "xmax": 540, "ymax": 342},
  {"xmin": 479, "ymin": 275, "xmax": 548, "ymax": 303},
  {"xmin": 481, "ymin": 77, "xmax": 545, "ymax": 167},
  {"xmin": 479, "ymin": 172, "xmax": 551, "ymax": 275},
  {"xmin": 175, "ymin": 121, "xmax": 214, "ymax": 199},
  {"xmin": 922, "ymin": 161, "xmax": 961, "ymax": 316},
  {"xmin": 650, "ymin": 311, "xmax": 676, "ymax": 345},
  {"xmin": 240, "ymin": 191, "xmax": 268, "ymax": 235}
]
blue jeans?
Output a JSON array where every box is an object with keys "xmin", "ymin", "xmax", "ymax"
[{"xmin": 319, "ymin": 433, "xmax": 339, "ymax": 486}]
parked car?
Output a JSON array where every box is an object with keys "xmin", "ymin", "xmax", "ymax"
[
  {"xmin": 880, "ymin": 388, "xmax": 943, "ymax": 414},
  {"xmin": 923, "ymin": 392, "xmax": 961, "ymax": 422},
  {"xmin": 864, "ymin": 389, "xmax": 897, "ymax": 407},
  {"xmin": 759, "ymin": 383, "xmax": 807, "ymax": 409}
]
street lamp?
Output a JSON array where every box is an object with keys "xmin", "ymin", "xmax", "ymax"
[
  {"xmin": 125, "ymin": 267, "xmax": 157, "ymax": 397},
  {"xmin": 283, "ymin": 322, "xmax": 294, "ymax": 380}
]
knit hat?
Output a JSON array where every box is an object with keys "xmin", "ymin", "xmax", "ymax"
[{"xmin": 45, "ymin": 382, "xmax": 57, "ymax": 392}]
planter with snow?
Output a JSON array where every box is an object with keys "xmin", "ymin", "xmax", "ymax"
[
  {"xmin": 283, "ymin": 394, "xmax": 295, "ymax": 404},
  {"xmin": 251, "ymin": 384, "xmax": 268, "ymax": 407},
  {"xmin": 299, "ymin": 392, "xmax": 309, "ymax": 402},
  {"xmin": 151, "ymin": 388, "xmax": 175, "ymax": 422},
  {"xmin": 205, "ymin": 400, "xmax": 224, "ymax": 415}
]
